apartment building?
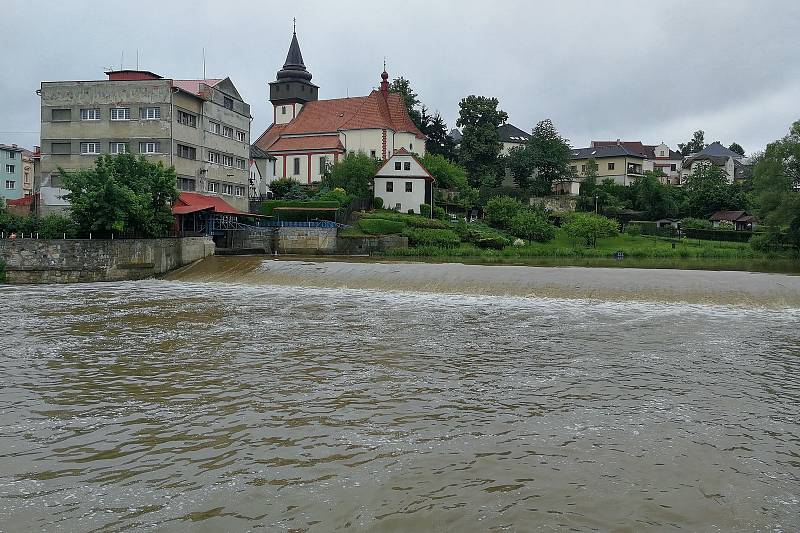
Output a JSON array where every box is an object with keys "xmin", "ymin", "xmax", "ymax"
[
  {"xmin": 39, "ymin": 69, "xmax": 251, "ymax": 212},
  {"xmin": 0, "ymin": 144, "xmax": 24, "ymax": 201}
]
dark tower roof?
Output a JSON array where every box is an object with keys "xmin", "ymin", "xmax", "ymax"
[{"xmin": 276, "ymin": 31, "xmax": 312, "ymax": 82}]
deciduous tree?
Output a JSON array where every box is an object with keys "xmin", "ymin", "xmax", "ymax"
[
  {"xmin": 678, "ymin": 130, "xmax": 706, "ymax": 155},
  {"xmin": 506, "ymin": 119, "xmax": 572, "ymax": 195},
  {"xmin": 322, "ymin": 152, "xmax": 379, "ymax": 198},
  {"xmin": 456, "ymin": 95, "xmax": 508, "ymax": 185}
]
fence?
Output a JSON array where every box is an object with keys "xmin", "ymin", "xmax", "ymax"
[{"xmin": 257, "ymin": 220, "xmax": 339, "ymax": 228}]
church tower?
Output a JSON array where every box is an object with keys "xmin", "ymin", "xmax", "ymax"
[{"xmin": 269, "ymin": 27, "xmax": 318, "ymax": 125}]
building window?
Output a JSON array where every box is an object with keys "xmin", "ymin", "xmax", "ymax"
[
  {"xmin": 293, "ymin": 157, "xmax": 301, "ymax": 175},
  {"xmin": 222, "ymin": 154, "xmax": 234, "ymax": 167},
  {"xmin": 139, "ymin": 142, "xmax": 161, "ymax": 154},
  {"xmin": 394, "ymin": 162, "xmax": 402, "ymax": 170},
  {"xmin": 404, "ymin": 162, "xmax": 411, "ymax": 170},
  {"xmin": 206, "ymin": 181, "xmax": 220, "ymax": 193},
  {"xmin": 6, "ymin": 164, "xmax": 14, "ymax": 173},
  {"xmin": 177, "ymin": 144, "xmax": 196, "ymax": 160},
  {"xmin": 80, "ymin": 142, "xmax": 100, "ymax": 155},
  {"xmin": 235, "ymin": 186, "xmax": 245, "ymax": 197},
  {"xmin": 223, "ymin": 97, "xmax": 234, "ymax": 110},
  {"xmin": 660, "ymin": 150, "xmax": 665, "ymax": 156},
  {"xmin": 405, "ymin": 181, "xmax": 413, "ymax": 192},
  {"xmin": 236, "ymin": 130, "xmax": 247, "ymax": 142},
  {"xmin": 409, "ymin": 143, "xmax": 413, "ymax": 150},
  {"xmin": 281, "ymin": 106, "xmax": 287, "ymax": 115},
  {"xmin": 5, "ymin": 180, "xmax": 15, "ymax": 189},
  {"xmin": 140, "ymin": 107, "xmax": 161, "ymax": 120},
  {"xmin": 570, "ymin": 165, "xmax": 577, "ymax": 173},
  {"xmin": 177, "ymin": 110, "xmax": 196, "ymax": 127},
  {"xmin": 110, "ymin": 142, "xmax": 128, "ymax": 154},
  {"xmin": 581, "ymin": 164, "xmax": 586, "ymax": 173},
  {"xmin": 222, "ymin": 126, "xmax": 234, "ymax": 138},
  {"xmin": 8, "ymin": 152, "xmax": 15, "ymax": 159},
  {"xmin": 370, "ymin": 150, "xmax": 376, "ymax": 158},
  {"xmin": 608, "ymin": 162, "xmax": 615, "ymax": 170},
  {"xmin": 208, "ymin": 121, "xmax": 221, "ymax": 134},
  {"xmin": 671, "ymin": 164, "xmax": 677, "ymax": 171},
  {"xmin": 207, "ymin": 151, "xmax": 220, "ymax": 164},
  {"xmin": 51, "ymin": 142, "xmax": 71, "ymax": 155},
  {"xmin": 177, "ymin": 177, "xmax": 196, "ymax": 191},
  {"xmin": 51, "ymin": 108, "xmax": 71, "ymax": 121},
  {"xmin": 386, "ymin": 181, "xmax": 394, "ymax": 192},
  {"xmin": 319, "ymin": 156, "xmax": 327, "ymax": 174},
  {"xmin": 222, "ymin": 183, "xmax": 234, "ymax": 195},
  {"xmin": 80, "ymin": 108, "xmax": 100, "ymax": 120},
  {"xmin": 110, "ymin": 107, "xmax": 131, "ymax": 121},
  {"xmin": 235, "ymin": 158, "xmax": 246, "ymax": 170}
]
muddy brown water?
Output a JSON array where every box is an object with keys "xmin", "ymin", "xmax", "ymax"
[{"xmin": 1, "ymin": 257, "xmax": 799, "ymax": 531}]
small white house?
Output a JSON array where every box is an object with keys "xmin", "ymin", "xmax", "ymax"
[{"xmin": 373, "ymin": 148, "xmax": 435, "ymax": 214}]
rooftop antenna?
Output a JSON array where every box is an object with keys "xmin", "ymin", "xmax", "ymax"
[
  {"xmin": 293, "ymin": 17, "xmax": 296, "ymax": 34},
  {"xmin": 136, "ymin": 49, "xmax": 139, "ymax": 70},
  {"xmin": 120, "ymin": 50, "xmax": 124, "ymax": 70},
  {"xmin": 202, "ymin": 47, "xmax": 206, "ymax": 81}
]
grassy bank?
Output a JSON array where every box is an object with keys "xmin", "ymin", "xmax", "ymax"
[{"xmin": 374, "ymin": 231, "xmax": 800, "ymax": 273}]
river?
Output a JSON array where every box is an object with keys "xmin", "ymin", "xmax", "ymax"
[{"xmin": 1, "ymin": 258, "xmax": 799, "ymax": 531}]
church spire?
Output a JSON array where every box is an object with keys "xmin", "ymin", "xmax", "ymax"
[
  {"xmin": 380, "ymin": 58, "xmax": 389, "ymax": 95},
  {"xmin": 276, "ymin": 23, "xmax": 312, "ymax": 82}
]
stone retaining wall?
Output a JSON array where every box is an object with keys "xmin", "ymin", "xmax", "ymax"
[{"xmin": 0, "ymin": 237, "xmax": 214, "ymax": 284}]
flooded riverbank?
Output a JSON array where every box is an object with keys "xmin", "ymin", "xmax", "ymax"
[{"xmin": 2, "ymin": 260, "xmax": 799, "ymax": 531}]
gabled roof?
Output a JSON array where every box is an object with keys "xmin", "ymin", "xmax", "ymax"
[
  {"xmin": 0, "ymin": 144, "xmax": 24, "ymax": 152},
  {"xmin": 709, "ymin": 210, "xmax": 755, "ymax": 222},
  {"xmin": 498, "ymin": 124, "xmax": 530, "ymax": 144},
  {"xmin": 571, "ymin": 145, "xmax": 647, "ymax": 160},
  {"xmin": 697, "ymin": 141, "xmax": 742, "ymax": 158},
  {"xmin": 171, "ymin": 78, "xmax": 222, "ymax": 97},
  {"xmin": 374, "ymin": 148, "xmax": 435, "ymax": 182},
  {"xmin": 172, "ymin": 192, "xmax": 243, "ymax": 216},
  {"xmin": 249, "ymin": 145, "xmax": 272, "ymax": 160},
  {"xmin": 253, "ymin": 123, "xmax": 289, "ymax": 152},
  {"xmin": 592, "ymin": 140, "xmax": 682, "ymax": 160}
]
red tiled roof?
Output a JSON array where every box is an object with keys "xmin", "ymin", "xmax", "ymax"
[
  {"xmin": 171, "ymin": 79, "xmax": 222, "ymax": 96},
  {"xmin": 255, "ymin": 89, "xmax": 426, "ymax": 154},
  {"xmin": 7, "ymin": 194, "xmax": 35, "ymax": 207},
  {"xmin": 375, "ymin": 148, "xmax": 435, "ymax": 182},
  {"xmin": 269, "ymin": 135, "xmax": 344, "ymax": 152},
  {"xmin": 709, "ymin": 210, "xmax": 753, "ymax": 222},
  {"xmin": 172, "ymin": 192, "xmax": 242, "ymax": 216}
]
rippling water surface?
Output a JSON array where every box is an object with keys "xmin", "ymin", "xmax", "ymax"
[{"xmin": 1, "ymin": 277, "xmax": 799, "ymax": 531}]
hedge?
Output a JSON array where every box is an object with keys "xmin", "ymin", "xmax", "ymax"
[
  {"xmin": 260, "ymin": 200, "xmax": 341, "ymax": 219},
  {"xmin": 402, "ymin": 227, "xmax": 461, "ymax": 247},
  {"xmin": 684, "ymin": 228, "xmax": 755, "ymax": 243},
  {"xmin": 361, "ymin": 210, "xmax": 449, "ymax": 229},
  {"xmin": 358, "ymin": 218, "xmax": 407, "ymax": 235}
]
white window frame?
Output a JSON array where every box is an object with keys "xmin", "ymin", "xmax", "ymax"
[
  {"xmin": 80, "ymin": 142, "xmax": 101, "ymax": 155},
  {"xmin": 206, "ymin": 181, "xmax": 220, "ymax": 193},
  {"xmin": 236, "ymin": 130, "xmax": 246, "ymax": 142},
  {"xmin": 110, "ymin": 107, "xmax": 131, "ymax": 121},
  {"xmin": 207, "ymin": 151, "xmax": 220, "ymax": 164},
  {"xmin": 222, "ymin": 155, "xmax": 234, "ymax": 167},
  {"xmin": 235, "ymin": 186, "xmax": 245, "ymax": 197},
  {"xmin": 110, "ymin": 142, "xmax": 128, "ymax": 154},
  {"xmin": 405, "ymin": 181, "xmax": 413, "ymax": 192},
  {"xmin": 80, "ymin": 108, "xmax": 100, "ymax": 121},
  {"xmin": 5, "ymin": 180, "xmax": 15, "ymax": 189},
  {"xmin": 140, "ymin": 142, "xmax": 160, "ymax": 154},
  {"xmin": 5, "ymin": 164, "xmax": 14, "ymax": 173},
  {"xmin": 235, "ymin": 158, "xmax": 246, "ymax": 170},
  {"xmin": 222, "ymin": 184, "xmax": 234, "ymax": 195},
  {"xmin": 141, "ymin": 107, "xmax": 161, "ymax": 120},
  {"xmin": 222, "ymin": 126, "xmax": 234, "ymax": 138},
  {"xmin": 209, "ymin": 121, "xmax": 221, "ymax": 135}
]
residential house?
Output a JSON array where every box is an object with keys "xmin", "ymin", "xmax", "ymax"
[
  {"xmin": 39, "ymin": 69, "xmax": 252, "ymax": 214},
  {"xmin": 373, "ymin": 148, "xmax": 434, "ymax": 214},
  {"xmin": 498, "ymin": 124, "xmax": 530, "ymax": 156},
  {"xmin": 249, "ymin": 145, "xmax": 275, "ymax": 199},
  {"xmin": 709, "ymin": 210, "xmax": 757, "ymax": 231},
  {"xmin": 591, "ymin": 140, "xmax": 682, "ymax": 185},
  {"xmin": 254, "ymin": 30, "xmax": 426, "ymax": 185},
  {"xmin": 0, "ymin": 144, "xmax": 24, "ymax": 201},
  {"xmin": 682, "ymin": 142, "xmax": 746, "ymax": 184},
  {"xmin": 562, "ymin": 144, "xmax": 648, "ymax": 194}
]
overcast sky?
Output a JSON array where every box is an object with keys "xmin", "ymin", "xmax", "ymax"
[{"xmin": 2, "ymin": 0, "xmax": 799, "ymax": 155}]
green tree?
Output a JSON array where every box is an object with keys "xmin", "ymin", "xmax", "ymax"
[
  {"xmin": 508, "ymin": 210, "xmax": 555, "ymax": 242},
  {"xmin": 322, "ymin": 152, "xmax": 379, "ymax": 198},
  {"xmin": 752, "ymin": 120, "xmax": 800, "ymax": 228},
  {"xmin": 678, "ymin": 130, "xmax": 706, "ymax": 155},
  {"xmin": 389, "ymin": 77, "xmax": 424, "ymax": 131},
  {"xmin": 728, "ymin": 142, "xmax": 745, "ymax": 156},
  {"xmin": 456, "ymin": 95, "xmax": 508, "ymax": 185},
  {"xmin": 683, "ymin": 163, "xmax": 747, "ymax": 218},
  {"xmin": 59, "ymin": 153, "xmax": 177, "ymax": 237},
  {"xmin": 562, "ymin": 212, "xmax": 619, "ymax": 247},
  {"xmin": 629, "ymin": 170, "xmax": 681, "ymax": 219},
  {"xmin": 506, "ymin": 119, "xmax": 572, "ymax": 195},
  {"xmin": 483, "ymin": 195, "xmax": 525, "ymax": 229},
  {"xmin": 425, "ymin": 112, "xmax": 457, "ymax": 160},
  {"xmin": 269, "ymin": 177, "xmax": 308, "ymax": 200},
  {"xmin": 419, "ymin": 153, "xmax": 478, "ymax": 209}
]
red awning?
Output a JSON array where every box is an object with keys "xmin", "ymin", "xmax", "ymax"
[{"xmin": 172, "ymin": 192, "xmax": 243, "ymax": 216}]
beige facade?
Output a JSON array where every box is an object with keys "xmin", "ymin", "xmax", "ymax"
[
  {"xmin": 568, "ymin": 156, "xmax": 645, "ymax": 185},
  {"xmin": 39, "ymin": 71, "xmax": 251, "ymax": 212}
]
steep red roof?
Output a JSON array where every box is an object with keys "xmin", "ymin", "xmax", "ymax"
[
  {"xmin": 269, "ymin": 135, "xmax": 344, "ymax": 152},
  {"xmin": 253, "ymin": 123, "xmax": 289, "ymax": 152},
  {"xmin": 171, "ymin": 79, "xmax": 222, "ymax": 96},
  {"xmin": 172, "ymin": 192, "xmax": 242, "ymax": 215}
]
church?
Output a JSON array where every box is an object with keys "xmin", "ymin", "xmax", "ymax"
[{"xmin": 253, "ymin": 30, "xmax": 426, "ymax": 185}]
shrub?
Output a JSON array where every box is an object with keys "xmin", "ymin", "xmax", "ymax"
[
  {"xmin": 625, "ymin": 223, "xmax": 642, "ymax": 236},
  {"xmin": 681, "ymin": 217, "xmax": 712, "ymax": 229},
  {"xmin": 508, "ymin": 210, "xmax": 556, "ymax": 242},
  {"xmin": 358, "ymin": 218, "xmax": 407, "ymax": 235},
  {"xmin": 372, "ymin": 196, "xmax": 384, "ymax": 210},
  {"xmin": 268, "ymin": 177, "xmax": 307, "ymax": 200},
  {"xmin": 407, "ymin": 209, "xmax": 415, "ymax": 215},
  {"xmin": 402, "ymin": 227, "xmax": 461, "ymax": 247},
  {"xmin": 562, "ymin": 212, "xmax": 619, "ymax": 247},
  {"xmin": 433, "ymin": 206, "xmax": 447, "ymax": 220},
  {"xmin": 750, "ymin": 230, "xmax": 787, "ymax": 252},
  {"xmin": 259, "ymin": 200, "xmax": 340, "ymax": 220},
  {"xmin": 484, "ymin": 195, "xmax": 526, "ymax": 229},
  {"xmin": 38, "ymin": 214, "xmax": 78, "ymax": 239},
  {"xmin": 419, "ymin": 203, "xmax": 432, "ymax": 217},
  {"xmin": 461, "ymin": 222, "xmax": 512, "ymax": 249},
  {"xmin": 314, "ymin": 187, "xmax": 351, "ymax": 205},
  {"xmin": 361, "ymin": 211, "xmax": 449, "ymax": 229}
]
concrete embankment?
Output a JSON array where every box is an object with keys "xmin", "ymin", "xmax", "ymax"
[
  {"xmin": 0, "ymin": 237, "xmax": 214, "ymax": 283},
  {"xmin": 168, "ymin": 256, "xmax": 800, "ymax": 307}
]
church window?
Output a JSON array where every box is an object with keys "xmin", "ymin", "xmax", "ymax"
[
  {"xmin": 386, "ymin": 181, "xmax": 394, "ymax": 192},
  {"xmin": 293, "ymin": 157, "xmax": 301, "ymax": 175},
  {"xmin": 404, "ymin": 162, "xmax": 411, "ymax": 171},
  {"xmin": 394, "ymin": 162, "xmax": 401, "ymax": 170},
  {"xmin": 319, "ymin": 156, "xmax": 327, "ymax": 173}
]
